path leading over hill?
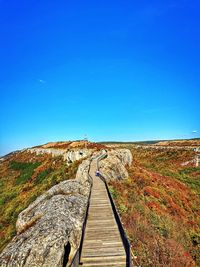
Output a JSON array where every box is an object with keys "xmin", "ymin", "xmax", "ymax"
[{"xmin": 79, "ymin": 158, "xmax": 126, "ymax": 266}]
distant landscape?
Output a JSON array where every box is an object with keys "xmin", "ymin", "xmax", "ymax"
[
  {"xmin": 0, "ymin": 138, "xmax": 199, "ymax": 266},
  {"xmin": 100, "ymin": 137, "xmax": 200, "ymax": 145}
]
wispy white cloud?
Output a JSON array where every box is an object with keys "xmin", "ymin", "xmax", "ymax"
[
  {"xmin": 39, "ymin": 79, "xmax": 46, "ymax": 84},
  {"xmin": 192, "ymin": 130, "xmax": 198, "ymax": 133}
]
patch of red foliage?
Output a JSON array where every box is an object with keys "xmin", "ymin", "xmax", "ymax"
[
  {"xmin": 36, "ymin": 140, "xmax": 108, "ymax": 151},
  {"xmin": 31, "ymin": 161, "xmax": 52, "ymax": 181},
  {"xmin": 146, "ymin": 201, "xmax": 162, "ymax": 212},
  {"xmin": 86, "ymin": 142, "xmax": 107, "ymax": 150},
  {"xmin": 143, "ymin": 186, "xmax": 161, "ymax": 199},
  {"xmin": 134, "ymin": 167, "xmax": 193, "ymax": 220}
]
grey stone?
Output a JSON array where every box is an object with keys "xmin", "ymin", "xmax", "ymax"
[
  {"xmin": 28, "ymin": 148, "xmax": 92, "ymax": 165},
  {"xmin": 98, "ymin": 149, "xmax": 132, "ymax": 181}
]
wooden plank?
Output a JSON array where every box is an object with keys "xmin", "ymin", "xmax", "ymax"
[{"xmin": 79, "ymin": 159, "xmax": 126, "ymax": 266}]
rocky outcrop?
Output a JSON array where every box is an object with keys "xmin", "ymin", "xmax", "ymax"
[
  {"xmin": 0, "ymin": 159, "xmax": 92, "ymax": 267},
  {"xmin": 0, "ymin": 149, "xmax": 132, "ymax": 267},
  {"xmin": 98, "ymin": 149, "xmax": 132, "ymax": 181},
  {"xmin": 28, "ymin": 148, "xmax": 92, "ymax": 164}
]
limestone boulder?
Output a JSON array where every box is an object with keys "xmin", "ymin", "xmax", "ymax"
[{"xmin": 98, "ymin": 149, "xmax": 132, "ymax": 181}]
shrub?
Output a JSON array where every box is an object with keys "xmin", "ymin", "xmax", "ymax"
[
  {"xmin": 119, "ymin": 203, "xmax": 127, "ymax": 213},
  {"xmin": 108, "ymin": 185, "xmax": 118, "ymax": 199}
]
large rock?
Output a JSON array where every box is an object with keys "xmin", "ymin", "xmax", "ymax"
[
  {"xmin": 98, "ymin": 149, "xmax": 132, "ymax": 181},
  {"xmin": 0, "ymin": 160, "xmax": 91, "ymax": 267},
  {"xmin": 75, "ymin": 159, "xmax": 92, "ymax": 188}
]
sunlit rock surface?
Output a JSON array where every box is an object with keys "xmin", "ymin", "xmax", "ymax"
[
  {"xmin": 28, "ymin": 147, "xmax": 92, "ymax": 164},
  {"xmin": 99, "ymin": 149, "xmax": 132, "ymax": 181}
]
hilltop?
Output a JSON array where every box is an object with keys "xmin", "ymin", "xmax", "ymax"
[
  {"xmin": 155, "ymin": 139, "xmax": 200, "ymax": 147},
  {"xmin": 34, "ymin": 140, "xmax": 106, "ymax": 150}
]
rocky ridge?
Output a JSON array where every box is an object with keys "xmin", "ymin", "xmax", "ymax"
[{"xmin": 28, "ymin": 147, "xmax": 92, "ymax": 165}]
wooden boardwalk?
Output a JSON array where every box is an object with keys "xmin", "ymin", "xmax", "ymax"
[{"xmin": 79, "ymin": 159, "xmax": 126, "ymax": 267}]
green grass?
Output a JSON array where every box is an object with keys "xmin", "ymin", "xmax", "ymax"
[
  {"xmin": 156, "ymin": 169, "xmax": 200, "ymax": 194},
  {"xmin": 34, "ymin": 168, "xmax": 53, "ymax": 184},
  {"xmin": 10, "ymin": 161, "xmax": 41, "ymax": 185},
  {"xmin": 179, "ymin": 167, "xmax": 200, "ymax": 175}
]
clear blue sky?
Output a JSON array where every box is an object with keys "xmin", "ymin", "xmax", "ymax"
[{"xmin": 0, "ymin": 0, "xmax": 199, "ymax": 155}]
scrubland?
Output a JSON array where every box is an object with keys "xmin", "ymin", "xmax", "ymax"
[{"xmin": 110, "ymin": 147, "xmax": 200, "ymax": 266}]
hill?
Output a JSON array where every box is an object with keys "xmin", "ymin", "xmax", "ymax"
[
  {"xmin": 155, "ymin": 139, "xmax": 200, "ymax": 147},
  {"xmin": 100, "ymin": 138, "xmax": 200, "ymax": 147}
]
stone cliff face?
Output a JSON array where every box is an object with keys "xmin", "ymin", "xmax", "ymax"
[
  {"xmin": 28, "ymin": 147, "xmax": 92, "ymax": 164},
  {"xmin": 98, "ymin": 149, "xmax": 132, "ymax": 181},
  {"xmin": 0, "ymin": 149, "xmax": 132, "ymax": 267}
]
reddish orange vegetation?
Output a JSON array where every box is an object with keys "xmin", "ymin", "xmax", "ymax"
[
  {"xmin": 146, "ymin": 201, "xmax": 162, "ymax": 212},
  {"xmin": 86, "ymin": 142, "xmax": 107, "ymax": 150},
  {"xmin": 31, "ymin": 161, "xmax": 52, "ymax": 180},
  {"xmin": 110, "ymin": 147, "xmax": 200, "ymax": 266},
  {"xmin": 36, "ymin": 140, "xmax": 107, "ymax": 150},
  {"xmin": 155, "ymin": 139, "xmax": 200, "ymax": 147},
  {"xmin": 144, "ymin": 186, "xmax": 161, "ymax": 199},
  {"xmin": 39, "ymin": 141, "xmax": 72, "ymax": 149}
]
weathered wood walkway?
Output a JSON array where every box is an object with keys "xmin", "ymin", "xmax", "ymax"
[{"xmin": 79, "ymin": 159, "xmax": 126, "ymax": 266}]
